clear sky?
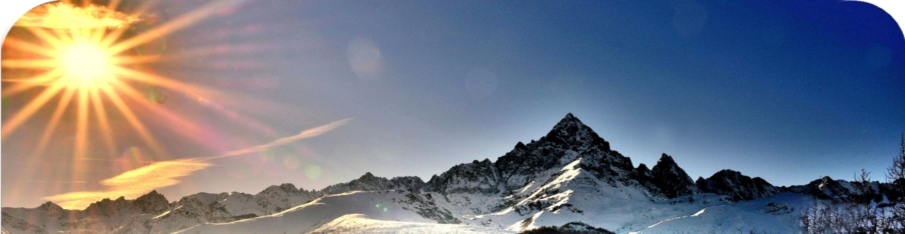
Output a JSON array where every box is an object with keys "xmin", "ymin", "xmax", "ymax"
[{"xmin": 2, "ymin": 0, "xmax": 903, "ymax": 209}]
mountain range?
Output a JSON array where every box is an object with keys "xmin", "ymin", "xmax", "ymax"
[{"xmin": 2, "ymin": 113, "xmax": 897, "ymax": 233}]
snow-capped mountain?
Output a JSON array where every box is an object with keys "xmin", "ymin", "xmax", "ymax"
[{"xmin": 2, "ymin": 113, "xmax": 896, "ymax": 233}]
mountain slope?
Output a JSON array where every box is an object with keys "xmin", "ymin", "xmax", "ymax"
[
  {"xmin": 2, "ymin": 113, "xmax": 894, "ymax": 233},
  {"xmin": 174, "ymin": 191, "xmax": 438, "ymax": 233}
]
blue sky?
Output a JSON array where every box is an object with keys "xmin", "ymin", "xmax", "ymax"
[{"xmin": 2, "ymin": 0, "xmax": 904, "ymax": 208}]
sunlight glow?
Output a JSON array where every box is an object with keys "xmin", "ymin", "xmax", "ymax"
[
  {"xmin": 2, "ymin": 1, "xmax": 254, "ymax": 209},
  {"xmin": 2, "ymin": 0, "xmax": 245, "ymax": 161},
  {"xmin": 1, "ymin": 22, "xmax": 164, "ymax": 159},
  {"xmin": 45, "ymin": 158, "xmax": 212, "ymax": 209},
  {"xmin": 60, "ymin": 40, "xmax": 113, "ymax": 87},
  {"xmin": 44, "ymin": 119, "xmax": 350, "ymax": 209},
  {"xmin": 16, "ymin": 2, "xmax": 140, "ymax": 29}
]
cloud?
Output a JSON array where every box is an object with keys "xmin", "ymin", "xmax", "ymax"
[
  {"xmin": 44, "ymin": 119, "xmax": 350, "ymax": 209},
  {"xmin": 45, "ymin": 158, "xmax": 211, "ymax": 209},
  {"xmin": 101, "ymin": 159, "xmax": 212, "ymax": 190},
  {"xmin": 209, "ymin": 118, "xmax": 352, "ymax": 159},
  {"xmin": 15, "ymin": 2, "xmax": 141, "ymax": 29}
]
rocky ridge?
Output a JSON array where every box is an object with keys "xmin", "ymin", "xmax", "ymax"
[{"xmin": 3, "ymin": 113, "xmax": 898, "ymax": 233}]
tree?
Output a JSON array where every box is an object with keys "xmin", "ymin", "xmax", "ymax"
[
  {"xmin": 887, "ymin": 133, "xmax": 905, "ymax": 231},
  {"xmin": 801, "ymin": 135, "xmax": 905, "ymax": 233},
  {"xmin": 888, "ymin": 134, "xmax": 905, "ymax": 196}
]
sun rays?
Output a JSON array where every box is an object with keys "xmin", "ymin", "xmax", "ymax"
[
  {"xmin": 2, "ymin": 0, "xmax": 358, "ymax": 210},
  {"xmin": 1, "ymin": 0, "xmax": 255, "ymax": 207},
  {"xmin": 44, "ymin": 118, "xmax": 350, "ymax": 209},
  {"xmin": 2, "ymin": 0, "xmax": 244, "ymax": 160}
]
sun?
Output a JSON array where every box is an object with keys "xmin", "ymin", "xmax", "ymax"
[
  {"xmin": 1, "ymin": 24, "xmax": 162, "ymax": 160},
  {"xmin": 2, "ymin": 0, "xmax": 247, "ymax": 160},
  {"xmin": 59, "ymin": 40, "xmax": 114, "ymax": 87}
]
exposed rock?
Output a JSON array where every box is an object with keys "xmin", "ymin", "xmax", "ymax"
[
  {"xmin": 133, "ymin": 190, "xmax": 169, "ymax": 214},
  {"xmin": 785, "ymin": 176, "xmax": 897, "ymax": 203},
  {"xmin": 6, "ymin": 113, "xmax": 888, "ymax": 234},
  {"xmin": 650, "ymin": 154, "xmax": 699, "ymax": 198},
  {"xmin": 696, "ymin": 169, "xmax": 780, "ymax": 201}
]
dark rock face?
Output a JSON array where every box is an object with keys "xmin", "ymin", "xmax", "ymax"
[
  {"xmin": 785, "ymin": 176, "xmax": 899, "ymax": 203},
  {"xmin": 634, "ymin": 163, "xmax": 652, "ymax": 178},
  {"xmin": 495, "ymin": 113, "xmax": 633, "ymax": 186},
  {"xmin": 522, "ymin": 221, "xmax": 616, "ymax": 234},
  {"xmin": 542, "ymin": 113, "xmax": 611, "ymax": 152},
  {"xmin": 320, "ymin": 172, "xmax": 394, "ymax": 194},
  {"xmin": 427, "ymin": 158, "xmax": 501, "ymax": 194},
  {"xmin": 321, "ymin": 172, "xmax": 426, "ymax": 195},
  {"xmin": 428, "ymin": 113, "xmax": 636, "ymax": 195},
  {"xmin": 649, "ymin": 154, "xmax": 699, "ymax": 199},
  {"xmin": 260, "ymin": 183, "xmax": 302, "ymax": 195},
  {"xmin": 133, "ymin": 190, "xmax": 169, "ymax": 214},
  {"xmin": 424, "ymin": 113, "xmax": 708, "ymax": 202},
  {"xmin": 390, "ymin": 176, "xmax": 426, "ymax": 191},
  {"xmin": 83, "ymin": 196, "xmax": 138, "ymax": 217},
  {"xmin": 629, "ymin": 163, "xmax": 661, "ymax": 196},
  {"xmin": 696, "ymin": 170, "xmax": 779, "ymax": 201}
]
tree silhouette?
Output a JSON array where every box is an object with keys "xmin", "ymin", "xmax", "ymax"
[{"xmin": 887, "ymin": 134, "xmax": 905, "ymax": 197}]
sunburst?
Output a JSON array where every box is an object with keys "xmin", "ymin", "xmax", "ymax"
[
  {"xmin": 59, "ymin": 40, "xmax": 113, "ymax": 87},
  {"xmin": 2, "ymin": 0, "xmax": 245, "ymax": 161}
]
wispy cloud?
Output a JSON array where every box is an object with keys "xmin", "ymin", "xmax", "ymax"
[
  {"xmin": 45, "ymin": 119, "xmax": 351, "ymax": 209},
  {"xmin": 45, "ymin": 159, "xmax": 211, "ymax": 209},
  {"xmin": 15, "ymin": 2, "xmax": 141, "ymax": 29},
  {"xmin": 209, "ymin": 118, "xmax": 352, "ymax": 159}
]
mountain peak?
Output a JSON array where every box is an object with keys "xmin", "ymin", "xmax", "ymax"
[
  {"xmin": 564, "ymin": 112, "xmax": 576, "ymax": 120},
  {"xmin": 656, "ymin": 153, "xmax": 675, "ymax": 164},
  {"xmin": 543, "ymin": 113, "xmax": 610, "ymax": 151},
  {"xmin": 650, "ymin": 153, "xmax": 699, "ymax": 198},
  {"xmin": 550, "ymin": 113, "xmax": 584, "ymax": 131},
  {"xmin": 259, "ymin": 183, "xmax": 302, "ymax": 196},
  {"xmin": 136, "ymin": 190, "xmax": 165, "ymax": 200},
  {"xmin": 278, "ymin": 183, "xmax": 299, "ymax": 191},
  {"xmin": 134, "ymin": 190, "xmax": 169, "ymax": 214},
  {"xmin": 37, "ymin": 201, "xmax": 63, "ymax": 211},
  {"xmin": 697, "ymin": 169, "xmax": 779, "ymax": 201}
]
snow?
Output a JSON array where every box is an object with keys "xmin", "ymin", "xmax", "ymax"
[
  {"xmin": 691, "ymin": 208, "xmax": 706, "ymax": 217},
  {"xmin": 310, "ymin": 214, "xmax": 514, "ymax": 234},
  {"xmin": 1, "ymin": 148, "xmax": 825, "ymax": 234},
  {"xmin": 625, "ymin": 192, "xmax": 810, "ymax": 233},
  {"xmin": 1, "ymin": 114, "xmax": 866, "ymax": 234},
  {"xmin": 174, "ymin": 191, "xmax": 439, "ymax": 233},
  {"xmin": 152, "ymin": 210, "xmax": 171, "ymax": 219}
]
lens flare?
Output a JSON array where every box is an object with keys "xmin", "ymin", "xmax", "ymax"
[
  {"xmin": 60, "ymin": 40, "xmax": 113, "ymax": 87},
  {"xmin": 283, "ymin": 155, "xmax": 300, "ymax": 170},
  {"xmin": 305, "ymin": 164, "xmax": 323, "ymax": 180},
  {"xmin": 2, "ymin": 1, "xmax": 254, "ymax": 209},
  {"xmin": 2, "ymin": 0, "xmax": 245, "ymax": 161}
]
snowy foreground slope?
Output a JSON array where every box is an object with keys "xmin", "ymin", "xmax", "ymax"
[
  {"xmin": 174, "ymin": 191, "xmax": 511, "ymax": 234},
  {"xmin": 3, "ymin": 114, "xmax": 895, "ymax": 233}
]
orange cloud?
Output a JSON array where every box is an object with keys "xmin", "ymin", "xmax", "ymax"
[
  {"xmin": 44, "ymin": 119, "xmax": 350, "ymax": 210},
  {"xmin": 15, "ymin": 2, "xmax": 141, "ymax": 29},
  {"xmin": 45, "ymin": 158, "xmax": 211, "ymax": 209}
]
